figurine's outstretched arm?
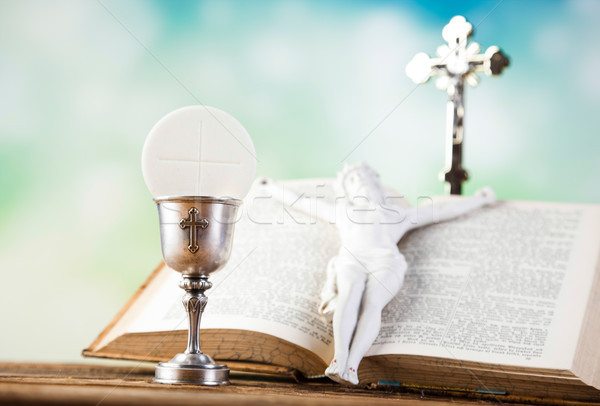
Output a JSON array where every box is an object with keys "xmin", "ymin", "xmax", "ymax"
[
  {"xmin": 260, "ymin": 177, "xmax": 337, "ymax": 223},
  {"xmin": 406, "ymin": 186, "xmax": 496, "ymax": 230}
]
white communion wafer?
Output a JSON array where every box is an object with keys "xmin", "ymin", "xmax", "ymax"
[{"xmin": 142, "ymin": 105, "xmax": 257, "ymax": 199}]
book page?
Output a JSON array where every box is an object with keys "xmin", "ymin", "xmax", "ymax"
[
  {"xmin": 127, "ymin": 179, "xmax": 340, "ymax": 364},
  {"xmin": 370, "ymin": 199, "xmax": 600, "ymax": 370}
]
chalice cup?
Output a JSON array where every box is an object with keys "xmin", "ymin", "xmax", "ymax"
[{"xmin": 153, "ymin": 196, "xmax": 241, "ymax": 385}]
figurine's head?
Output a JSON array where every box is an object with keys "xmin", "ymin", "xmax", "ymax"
[{"xmin": 335, "ymin": 162, "xmax": 385, "ymax": 205}]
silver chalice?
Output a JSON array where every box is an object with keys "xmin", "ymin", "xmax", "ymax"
[{"xmin": 153, "ymin": 196, "xmax": 241, "ymax": 385}]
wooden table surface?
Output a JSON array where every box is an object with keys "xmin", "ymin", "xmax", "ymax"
[{"xmin": 0, "ymin": 362, "xmax": 587, "ymax": 406}]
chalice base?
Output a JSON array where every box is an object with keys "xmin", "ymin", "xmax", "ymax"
[{"xmin": 154, "ymin": 353, "xmax": 230, "ymax": 385}]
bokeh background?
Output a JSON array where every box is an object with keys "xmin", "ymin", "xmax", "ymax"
[{"xmin": 1, "ymin": 0, "xmax": 599, "ymax": 362}]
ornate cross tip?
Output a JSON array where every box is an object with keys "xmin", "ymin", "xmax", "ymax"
[
  {"xmin": 405, "ymin": 15, "xmax": 509, "ymax": 195},
  {"xmin": 406, "ymin": 15, "xmax": 509, "ymax": 90}
]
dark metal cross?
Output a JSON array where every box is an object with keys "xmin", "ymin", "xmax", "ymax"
[
  {"xmin": 406, "ymin": 16, "xmax": 509, "ymax": 194},
  {"xmin": 179, "ymin": 207, "xmax": 209, "ymax": 253}
]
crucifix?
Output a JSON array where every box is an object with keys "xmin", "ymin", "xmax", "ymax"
[{"xmin": 406, "ymin": 15, "xmax": 509, "ymax": 194}]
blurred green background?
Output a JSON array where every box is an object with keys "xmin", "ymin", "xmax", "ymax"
[{"xmin": 0, "ymin": 0, "xmax": 599, "ymax": 362}]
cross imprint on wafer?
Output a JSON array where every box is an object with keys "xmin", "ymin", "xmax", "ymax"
[{"xmin": 157, "ymin": 121, "xmax": 242, "ymax": 195}]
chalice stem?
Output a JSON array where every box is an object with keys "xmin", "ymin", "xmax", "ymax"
[{"xmin": 180, "ymin": 276, "xmax": 211, "ymax": 355}]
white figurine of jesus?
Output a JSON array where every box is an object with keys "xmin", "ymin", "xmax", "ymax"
[{"xmin": 265, "ymin": 162, "xmax": 496, "ymax": 385}]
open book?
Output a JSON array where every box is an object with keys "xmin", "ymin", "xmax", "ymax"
[{"xmin": 85, "ymin": 179, "xmax": 600, "ymax": 402}]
